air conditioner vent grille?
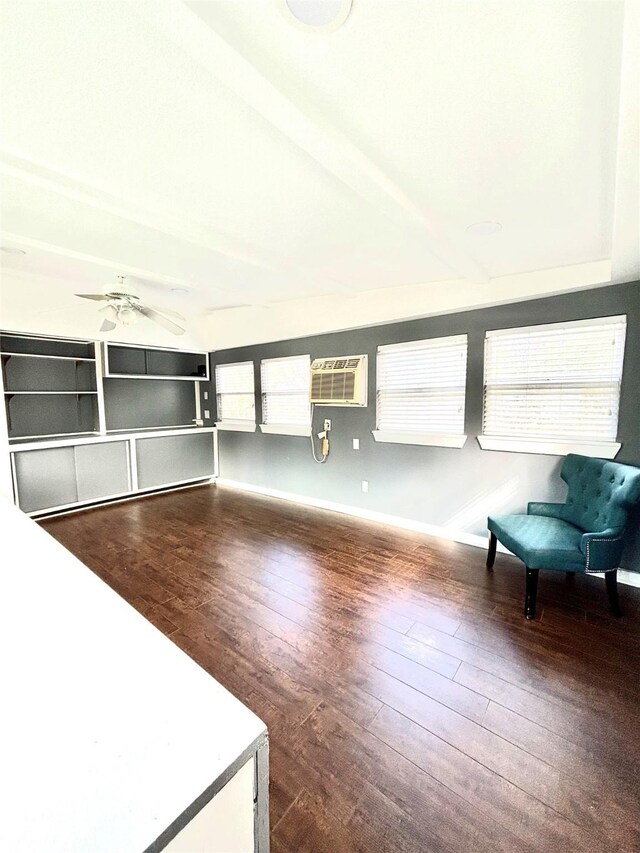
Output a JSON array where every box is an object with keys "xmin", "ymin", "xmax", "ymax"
[
  {"xmin": 311, "ymin": 370, "xmax": 355, "ymax": 402},
  {"xmin": 309, "ymin": 354, "xmax": 367, "ymax": 406}
]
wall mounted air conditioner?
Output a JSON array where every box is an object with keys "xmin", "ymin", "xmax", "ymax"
[{"xmin": 309, "ymin": 355, "xmax": 368, "ymax": 406}]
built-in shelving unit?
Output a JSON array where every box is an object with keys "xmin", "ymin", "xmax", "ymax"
[
  {"xmin": 1, "ymin": 334, "xmax": 100, "ymax": 440},
  {"xmin": 0, "ymin": 331, "xmax": 216, "ymax": 516},
  {"xmin": 104, "ymin": 343, "xmax": 208, "ymax": 380}
]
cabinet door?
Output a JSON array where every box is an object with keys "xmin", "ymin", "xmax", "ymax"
[
  {"xmin": 13, "ymin": 447, "xmax": 78, "ymax": 512},
  {"xmin": 136, "ymin": 433, "xmax": 214, "ymax": 490},
  {"xmin": 74, "ymin": 441, "xmax": 131, "ymax": 502}
]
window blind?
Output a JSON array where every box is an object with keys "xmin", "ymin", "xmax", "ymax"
[
  {"xmin": 483, "ymin": 316, "xmax": 627, "ymax": 442},
  {"xmin": 215, "ymin": 361, "xmax": 255, "ymax": 423},
  {"xmin": 376, "ymin": 335, "xmax": 468, "ymax": 434},
  {"xmin": 261, "ymin": 355, "xmax": 310, "ymax": 426}
]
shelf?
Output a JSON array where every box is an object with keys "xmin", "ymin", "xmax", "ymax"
[
  {"xmin": 9, "ymin": 431, "xmax": 102, "ymax": 444},
  {"xmin": 1, "ymin": 352, "xmax": 96, "ymax": 362},
  {"xmin": 0, "ymin": 334, "xmax": 95, "ymax": 360},
  {"xmin": 4, "ymin": 391, "xmax": 98, "ymax": 395},
  {"xmin": 104, "ymin": 374, "xmax": 207, "ymax": 381}
]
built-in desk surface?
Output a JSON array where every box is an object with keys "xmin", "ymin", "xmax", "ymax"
[{"xmin": 0, "ymin": 499, "xmax": 266, "ymax": 852}]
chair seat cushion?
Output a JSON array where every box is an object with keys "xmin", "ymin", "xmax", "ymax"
[{"xmin": 488, "ymin": 514, "xmax": 586, "ymax": 571}]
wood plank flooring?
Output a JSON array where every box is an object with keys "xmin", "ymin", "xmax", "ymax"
[{"xmin": 41, "ymin": 485, "xmax": 640, "ymax": 853}]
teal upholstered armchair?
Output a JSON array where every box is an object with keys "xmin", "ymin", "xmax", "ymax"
[{"xmin": 487, "ymin": 454, "xmax": 640, "ymax": 619}]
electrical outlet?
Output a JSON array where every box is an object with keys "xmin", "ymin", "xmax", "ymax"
[
  {"xmin": 352, "ymin": 438, "xmax": 360, "ymax": 450},
  {"xmin": 204, "ymin": 391, "xmax": 209, "ymax": 400},
  {"xmin": 361, "ymin": 480, "xmax": 369, "ymax": 493},
  {"xmin": 204, "ymin": 410, "xmax": 210, "ymax": 419},
  {"xmin": 324, "ymin": 419, "xmax": 332, "ymax": 431}
]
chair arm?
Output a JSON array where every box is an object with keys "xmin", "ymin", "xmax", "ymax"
[
  {"xmin": 527, "ymin": 502, "xmax": 566, "ymax": 520},
  {"xmin": 580, "ymin": 528, "xmax": 625, "ymax": 573}
]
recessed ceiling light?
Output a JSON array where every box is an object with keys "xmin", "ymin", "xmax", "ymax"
[
  {"xmin": 0, "ymin": 246, "xmax": 27, "ymax": 255},
  {"xmin": 466, "ymin": 221, "xmax": 503, "ymax": 236},
  {"xmin": 282, "ymin": 0, "xmax": 352, "ymax": 32}
]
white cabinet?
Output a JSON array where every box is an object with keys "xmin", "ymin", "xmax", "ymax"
[{"xmin": 11, "ymin": 428, "xmax": 216, "ymax": 516}]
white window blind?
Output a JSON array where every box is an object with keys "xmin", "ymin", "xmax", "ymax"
[
  {"xmin": 482, "ymin": 316, "xmax": 627, "ymax": 442},
  {"xmin": 376, "ymin": 335, "xmax": 468, "ymax": 435},
  {"xmin": 215, "ymin": 361, "xmax": 255, "ymax": 423},
  {"xmin": 261, "ymin": 355, "xmax": 310, "ymax": 427}
]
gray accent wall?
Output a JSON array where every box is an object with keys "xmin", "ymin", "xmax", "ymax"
[{"xmin": 210, "ymin": 281, "xmax": 640, "ymax": 571}]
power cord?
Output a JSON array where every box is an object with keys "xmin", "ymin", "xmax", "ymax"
[{"xmin": 310, "ymin": 403, "xmax": 329, "ymax": 464}]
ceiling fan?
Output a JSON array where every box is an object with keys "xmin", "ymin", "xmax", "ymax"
[{"xmin": 75, "ymin": 276, "xmax": 186, "ymax": 335}]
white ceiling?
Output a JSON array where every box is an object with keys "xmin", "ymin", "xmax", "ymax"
[{"xmin": 0, "ymin": 0, "xmax": 637, "ymax": 348}]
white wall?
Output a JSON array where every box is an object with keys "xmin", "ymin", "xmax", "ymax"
[
  {"xmin": 203, "ymin": 260, "xmax": 613, "ymax": 350},
  {"xmin": 0, "ymin": 269, "xmax": 208, "ymax": 350}
]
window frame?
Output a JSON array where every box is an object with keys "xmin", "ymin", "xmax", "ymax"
[
  {"xmin": 259, "ymin": 354, "xmax": 311, "ymax": 437},
  {"xmin": 214, "ymin": 360, "xmax": 257, "ymax": 432},
  {"xmin": 372, "ymin": 334, "xmax": 468, "ymax": 448},
  {"xmin": 478, "ymin": 315, "xmax": 626, "ymax": 458}
]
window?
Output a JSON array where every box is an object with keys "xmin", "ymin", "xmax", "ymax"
[
  {"xmin": 373, "ymin": 334, "xmax": 468, "ymax": 447},
  {"xmin": 214, "ymin": 361, "xmax": 256, "ymax": 431},
  {"xmin": 260, "ymin": 355, "xmax": 311, "ymax": 436},
  {"xmin": 479, "ymin": 315, "xmax": 627, "ymax": 457}
]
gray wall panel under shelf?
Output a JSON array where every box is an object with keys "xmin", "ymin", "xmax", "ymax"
[
  {"xmin": 103, "ymin": 378, "xmax": 197, "ymax": 431},
  {"xmin": 136, "ymin": 432, "xmax": 215, "ymax": 489},
  {"xmin": 6, "ymin": 393, "xmax": 98, "ymax": 439},
  {"xmin": 3, "ymin": 356, "xmax": 96, "ymax": 392}
]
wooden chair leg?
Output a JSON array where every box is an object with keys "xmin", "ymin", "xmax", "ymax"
[
  {"xmin": 524, "ymin": 568, "xmax": 539, "ymax": 620},
  {"xmin": 605, "ymin": 570, "xmax": 622, "ymax": 618},
  {"xmin": 486, "ymin": 532, "xmax": 497, "ymax": 570}
]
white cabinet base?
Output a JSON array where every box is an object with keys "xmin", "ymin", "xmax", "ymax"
[{"xmin": 165, "ymin": 758, "xmax": 255, "ymax": 853}]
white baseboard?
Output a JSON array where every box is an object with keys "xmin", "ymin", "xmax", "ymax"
[
  {"xmin": 215, "ymin": 477, "xmax": 504, "ymax": 551},
  {"xmin": 214, "ymin": 478, "xmax": 640, "ymax": 588}
]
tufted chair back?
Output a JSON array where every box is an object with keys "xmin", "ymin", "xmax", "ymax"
[{"xmin": 561, "ymin": 454, "xmax": 640, "ymax": 534}]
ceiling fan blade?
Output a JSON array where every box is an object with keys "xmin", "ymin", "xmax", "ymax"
[
  {"xmin": 76, "ymin": 293, "xmax": 109, "ymax": 301},
  {"xmin": 147, "ymin": 304, "xmax": 186, "ymax": 321},
  {"xmin": 99, "ymin": 318, "xmax": 116, "ymax": 332},
  {"xmin": 136, "ymin": 305, "xmax": 185, "ymax": 335}
]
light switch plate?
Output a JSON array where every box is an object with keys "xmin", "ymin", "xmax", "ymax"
[
  {"xmin": 361, "ymin": 480, "xmax": 369, "ymax": 493},
  {"xmin": 204, "ymin": 410, "xmax": 210, "ymax": 419},
  {"xmin": 353, "ymin": 438, "xmax": 360, "ymax": 450},
  {"xmin": 204, "ymin": 391, "xmax": 209, "ymax": 400}
]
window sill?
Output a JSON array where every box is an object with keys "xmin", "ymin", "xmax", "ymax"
[
  {"xmin": 372, "ymin": 430, "xmax": 467, "ymax": 448},
  {"xmin": 215, "ymin": 421, "xmax": 256, "ymax": 432},
  {"xmin": 259, "ymin": 424, "xmax": 311, "ymax": 437},
  {"xmin": 477, "ymin": 436, "xmax": 621, "ymax": 459}
]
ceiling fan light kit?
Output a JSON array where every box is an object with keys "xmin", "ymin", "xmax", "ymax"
[{"xmin": 75, "ymin": 276, "xmax": 186, "ymax": 336}]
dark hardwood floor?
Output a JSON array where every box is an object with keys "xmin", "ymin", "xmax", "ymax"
[{"xmin": 42, "ymin": 485, "xmax": 640, "ymax": 853}]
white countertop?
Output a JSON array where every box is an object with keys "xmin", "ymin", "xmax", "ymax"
[
  {"xmin": 0, "ymin": 499, "xmax": 265, "ymax": 852},
  {"xmin": 9, "ymin": 425, "xmax": 216, "ymax": 452}
]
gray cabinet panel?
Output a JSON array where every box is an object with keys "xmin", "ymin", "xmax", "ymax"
[
  {"xmin": 3, "ymin": 357, "xmax": 96, "ymax": 392},
  {"xmin": 5, "ymin": 394, "xmax": 98, "ymax": 439},
  {"xmin": 136, "ymin": 433, "xmax": 214, "ymax": 489},
  {"xmin": 75, "ymin": 442, "xmax": 130, "ymax": 502},
  {"xmin": 14, "ymin": 447, "xmax": 78, "ymax": 512},
  {"xmin": 103, "ymin": 379, "xmax": 196, "ymax": 431}
]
